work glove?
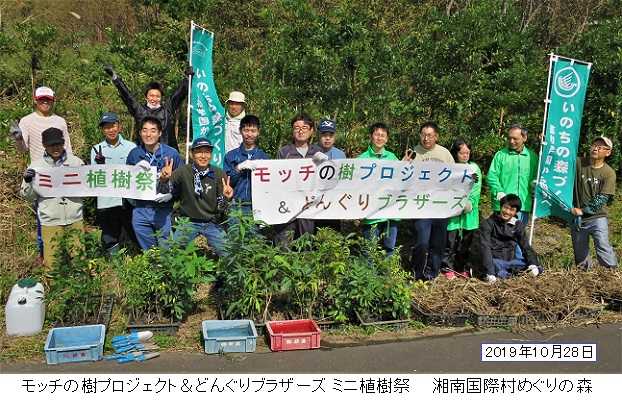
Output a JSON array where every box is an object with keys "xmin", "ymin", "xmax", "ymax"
[
  {"xmin": 153, "ymin": 193, "xmax": 173, "ymax": 203},
  {"xmin": 103, "ymin": 64, "xmax": 117, "ymax": 80},
  {"xmin": 93, "ymin": 145, "xmax": 105, "ymax": 164},
  {"xmin": 236, "ymin": 160, "xmax": 255, "ymax": 171},
  {"xmin": 185, "ymin": 66, "xmax": 194, "ymax": 76},
  {"xmin": 312, "ymin": 151, "xmax": 329, "ymax": 164},
  {"xmin": 463, "ymin": 200, "xmax": 473, "ymax": 213},
  {"xmin": 496, "ymin": 192, "xmax": 506, "ymax": 201},
  {"xmin": 136, "ymin": 160, "xmax": 151, "ymax": 171},
  {"xmin": 486, "ymin": 274, "xmax": 497, "ymax": 283},
  {"xmin": 23, "ymin": 168, "xmax": 36, "ymax": 183},
  {"xmin": 9, "ymin": 121, "xmax": 22, "ymax": 141},
  {"xmin": 527, "ymin": 265, "xmax": 540, "ymax": 277}
]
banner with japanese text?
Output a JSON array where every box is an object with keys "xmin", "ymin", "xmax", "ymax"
[
  {"xmin": 31, "ymin": 165, "xmax": 157, "ymax": 200},
  {"xmin": 250, "ymin": 159, "xmax": 475, "ymax": 225},
  {"xmin": 535, "ymin": 55, "xmax": 591, "ymax": 219},
  {"xmin": 189, "ymin": 22, "xmax": 226, "ymax": 167}
]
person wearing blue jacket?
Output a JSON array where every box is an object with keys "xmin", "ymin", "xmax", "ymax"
[
  {"xmin": 126, "ymin": 116, "xmax": 183, "ymax": 249},
  {"xmin": 223, "ymin": 114, "xmax": 269, "ymax": 216}
]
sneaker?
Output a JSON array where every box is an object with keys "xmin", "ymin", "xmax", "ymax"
[
  {"xmin": 443, "ymin": 271, "xmax": 456, "ymax": 280},
  {"xmin": 486, "ymin": 274, "xmax": 497, "ymax": 283}
]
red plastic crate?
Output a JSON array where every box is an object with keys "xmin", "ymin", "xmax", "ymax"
[{"xmin": 266, "ymin": 319, "xmax": 321, "ymax": 351}]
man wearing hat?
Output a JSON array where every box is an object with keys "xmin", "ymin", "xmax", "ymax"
[
  {"xmin": 570, "ymin": 136, "xmax": 618, "ymax": 269},
  {"xmin": 10, "ymin": 86, "xmax": 73, "ymax": 162},
  {"xmin": 20, "ymin": 127, "xmax": 84, "ymax": 268},
  {"xmin": 160, "ymin": 137, "xmax": 234, "ymax": 256},
  {"xmin": 316, "ymin": 118, "xmax": 346, "ymax": 160},
  {"xmin": 104, "ymin": 65, "xmax": 192, "ymax": 150},
  {"xmin": 90, "ymin": 112, "xmax": 137, "ymax": 253},
  {"xmin": 224, "ymin": 91, "xmax": 247, "ymax": 153}
]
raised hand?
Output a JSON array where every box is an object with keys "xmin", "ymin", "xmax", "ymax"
[
  {"xmin": 94, "ymin": 145, "xmax": 105, "ymax": 164},
  {"xmin": 185, "ymin": 66, "xmax": 194, "ymax": 76},
  {"xmin": 103, "ymin": 64, "xmax": 117, "ymax": 80},
  {"xmin": 159, "ymin": 157, "xmax": 173, "ymax": 182},
  {"xmin": 402, "ymin": 148, "xmax": 415, "ymax": 162},
  {"xmin": 222, "ymin": 176, "xmax": 233, "ymax": 199},
  {"xmin": 9, "ymin": 121, "xmax": 22, "ymax": 141}
]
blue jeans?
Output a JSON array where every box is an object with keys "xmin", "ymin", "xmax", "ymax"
[
  {"xmin": 132, "ymin": 206, "xmax": 172, "ymax": 250},
  {"xmin": 493, "ymin": 257, "xmax": 527, "ymax": 279},
  {"xmin": 571, "ymin": 216, "xmax": 618, "ymax": 268},
  {"xmin": 173, "ymin": 221, "xmax": 226, "ymax": 257},
  {"xmin": 412, "ymin": 219, "xmax": 448, "ymax": 280},
  {"xmin": 362, "ymin": 221, "xmax": 398, "ymax": 256}
]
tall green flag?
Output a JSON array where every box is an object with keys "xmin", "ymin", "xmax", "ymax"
[
  {"xmin": 188, "ymin": 22, "xmax": 225, "ymax": 167},
  {"xmin": 533, "ymin": 55, "xmax": 592, "ymax": 223}
]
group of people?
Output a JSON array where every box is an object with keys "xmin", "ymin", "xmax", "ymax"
[{"xmin": 10, "ymin": 67, "xmax": 618, "ymax": 282}]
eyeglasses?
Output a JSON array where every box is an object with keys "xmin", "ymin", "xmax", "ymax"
[
  {"xmin": 591, "ymin": 145, "xmax": 610, "ymax": 151},
  {"xmin": 293, "ymin": 126, "xmax": 311, "ymax": 132},
  {"xmin": 420, "ymin": 133, "xmax": 436, "ymax": 139}
]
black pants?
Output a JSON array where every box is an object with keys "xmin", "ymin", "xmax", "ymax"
[
  {"xmin": 412, "ymin": 219, "xmax": 448, "ymax": 280},
  {"xmin": 314, "ymin": 219, "xmax": 342, "ymax": 232},
  {"xmin": 443, "ymin": 229, "xmax": 477, "ymax": 273},
  {"xmin": 96, "ymin": 205, "xmax": 136, "ymax": 250},
  {"xmin": 274, "ymin": 219, "xmax": 315, "ymax": 247}
]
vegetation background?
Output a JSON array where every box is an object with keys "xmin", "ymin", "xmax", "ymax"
[{"xmin": 0, "ymin": 0, "xmax": 621, "ymax": 361}]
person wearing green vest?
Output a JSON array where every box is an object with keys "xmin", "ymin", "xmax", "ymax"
[
  {"xmin": 443, "ymin": 138, "xmax": 482, "ymax": 279},
  {"xmin": 357, "ymin": 122, "xmax": 399, "ymax": 256},
  {"xmin": 487, "ymin": 124, "xmax": 538, "ymax": 225}
]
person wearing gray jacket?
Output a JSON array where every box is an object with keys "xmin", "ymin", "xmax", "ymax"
[{"xmin": 20, "ymin": 127, "xmax": 84, "ymax": 268}]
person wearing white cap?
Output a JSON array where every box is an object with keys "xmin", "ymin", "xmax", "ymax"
[
  {"xmin": 224, "ymin": 91, "xmax": 247, "ymax": 153},
  {"xmin": 9, "ymin": 86, "xmax": 73, "ymax": 162},
  {"xmin": 569, "ymin": 136, "xmax": 618, "ymax": 269}
]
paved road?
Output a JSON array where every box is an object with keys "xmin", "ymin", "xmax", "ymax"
[{"xmin": 2, "ymin": 324, "xmax": 621, "ymax": 373}]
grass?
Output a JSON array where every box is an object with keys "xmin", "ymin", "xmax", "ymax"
[{"xmin": 0, "ymin": 143, "xmax": 620, "ymax": 363}]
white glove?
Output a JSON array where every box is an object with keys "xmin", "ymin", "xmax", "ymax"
[
  {"xmin": 153, "ymin": 193, "xmax": 173, "ymax": 203},
  {"xmin": 463, "ymin": 200, "xmax": 473, "ymax": 213},
  {"xmin": 496, "ymin": 192, "xmax": 506, "ymax": 201},
  {"xmin": 312, "ymin": 151, "xmax": 329, "ymax": 164},
  {"xmin": 9, "ymin": 121, "xmax": 22, "ymax": 141},
  {"xmin": 237, "ymin": 160, "xmax": 255, "ymax": 171},
  {"xmin": 527, "ymin": 265, "xmax": 540, "ymax": 277},
  {"xmin": 136, "ymin": 160, "xmax": 151, "ymax": 171},
  {"xmin": 486, "ymin": 274, "xmax": 497, "ymax": 283}
]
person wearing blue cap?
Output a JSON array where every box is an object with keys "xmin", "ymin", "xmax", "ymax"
[
  {"xmin": 126, "ymin": 116, "xmax": 184, "ymax": 249},
  {"xmin": 90, "ymin": 112, "xmax": 137, "ymax": 253},
  {"xmin": 316, "ymin": 118, "xmax": 346, "ymax": 160},
  {"xmin": 159, "ymin": 137, "xmax": 234, "ymax": 256}
]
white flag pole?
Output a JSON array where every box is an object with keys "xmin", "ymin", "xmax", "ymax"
[
  {"xmin": 529, "ymin": 53, "xmax": 556, "ymax": 245},
  {"xmin": 185, "ymin": 21, "xmax": 195, "ymax": 164}
]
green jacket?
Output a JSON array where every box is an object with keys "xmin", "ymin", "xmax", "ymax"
[
  {"xmin": 487, "ymin": 146, "xmax": 538, "ymax": 212},
  {"xmin": 447, "ymin": 162, "xmax": 482, "ymax": 231},
  {"xmin": 357, "ymin": 145, "xmax": 398, "ymax": 225}
]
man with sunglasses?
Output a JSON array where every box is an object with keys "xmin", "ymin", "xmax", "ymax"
[{"xmin": 570, "ymin": 136, "xmax": 617, "ymax": 269}]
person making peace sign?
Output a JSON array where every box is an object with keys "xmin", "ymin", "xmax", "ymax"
[{"xmin": 159, "ymin": 137, "xmax": 233, "ymax": 257}]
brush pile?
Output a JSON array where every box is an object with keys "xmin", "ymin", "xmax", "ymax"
[{"xmin": 412, "ymin": 267, "xmax": 622, "ymax": 324}]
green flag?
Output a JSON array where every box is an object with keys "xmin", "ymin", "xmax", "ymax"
[
  {"xmin": 534, "ymin": 55, "xmax": 591, "ymax": 221},
  {"xmin": 189, "ymin": 22, "xmax": 226, "ymax": 167}
]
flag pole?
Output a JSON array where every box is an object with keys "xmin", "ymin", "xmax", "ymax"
[
  {"xmin": 529, "ymin": 53, "xmax": 556, "ymax": 245},
  {"xmin": 185, "ymin": 20, "xmax": 194, "ymax": 164}
]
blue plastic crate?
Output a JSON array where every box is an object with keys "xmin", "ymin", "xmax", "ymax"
[
  {"xmin": 44, "ymin": 324, "xmax": 106, "ymax": 364},
  {"xmin": 202, "ymin": 320, "xmax": 258, "ymax": 354}
]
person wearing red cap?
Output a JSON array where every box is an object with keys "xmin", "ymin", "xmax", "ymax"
[{"xmin": 10, "ymin": 86, "xmax": 73, "ymax": 162}]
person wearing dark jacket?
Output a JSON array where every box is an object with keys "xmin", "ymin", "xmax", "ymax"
[
  {"xmin": 104, "ymin": 65, "xmax": 191, "ymax": 150},
  {"xmin": 479, "ymin": 194, "xmax": 542, "ymax": 282},
  {"xmin": 274, "ymin": 113, "xmax": 324, "ymax": 245},
  {"xmin": 223, "ymin": 115, "xmax": 269, "ymax": 215},
  {"xmin": 160, "ymin": 137, "xmax": 233, "ymax": 256}
]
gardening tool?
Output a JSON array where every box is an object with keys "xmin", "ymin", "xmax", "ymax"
[
  {"xmin": 111, "ymin": 330, "xmax": 153, "ymax": 345},
  {"xmin": 106, "ymin": 351, "xmax": 160, "ymax": 363},
  {"xmin": 113, "ymin": 341, "xmax": 159, "ymax": 354}
]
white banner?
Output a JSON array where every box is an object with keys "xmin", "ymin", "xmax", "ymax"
[
  {"xmin": 32, "ymin": 165, "xmax": 157, "ymax": 200},
  {"xmin": 250, "ymin": 159, "xmax": 475, "ymax": 224}
]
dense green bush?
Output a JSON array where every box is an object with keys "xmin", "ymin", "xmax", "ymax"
[{"xmin": 1, "ymin": 0, "xmax": 620, "ymax": 173}]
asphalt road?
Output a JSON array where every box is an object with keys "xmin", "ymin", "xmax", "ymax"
[{"xmin": 2, "ymin": 324, "xmax": 621, "ymax": 374}]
